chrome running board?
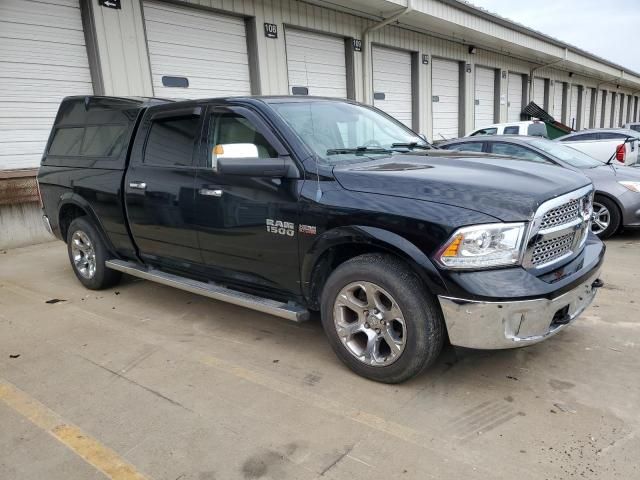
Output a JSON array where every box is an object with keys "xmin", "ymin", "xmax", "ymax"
[{"xmin": 105, "ymin": 259, "xmax": 310, "ymax": 322}]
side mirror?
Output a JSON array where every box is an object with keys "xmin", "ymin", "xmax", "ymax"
[
  {"xmin": 212, "ymin": 143, "xmax": 298, "ymax": 178},
  {"xmin": 213, "ymin": 143, "xmax": 259, "ymax": 161}
]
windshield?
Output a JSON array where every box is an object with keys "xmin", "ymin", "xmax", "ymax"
[
  {"xmin": 528, "ymin": 139, "xmax": 602, "ymax": 168},
  {"xmin": 269, "ymin": 100, "xmax": 429, "ymax": 164}
]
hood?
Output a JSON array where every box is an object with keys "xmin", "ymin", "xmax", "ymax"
[
  {"xmin": 585, "ymin": 163, "xmax": 640, "ymax": 184},
  {"xmin": 332, "ymin": 151, "xmax": 591, "ymax": 222}
]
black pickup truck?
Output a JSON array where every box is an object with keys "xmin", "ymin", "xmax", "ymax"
[{"xmin": 38, "ymin": 95, "xmax": 605, "ymax": 383}]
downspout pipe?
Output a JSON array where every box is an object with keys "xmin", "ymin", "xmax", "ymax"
[
  {"xmin": 362, "ymin": 0, "xmax": 414, "ymax": 104},
  {"xmin": 527, "ymin": 48, "xmax": 567, "ymax": 104}
]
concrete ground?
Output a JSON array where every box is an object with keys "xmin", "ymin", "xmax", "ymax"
[{"xmin": 1, "ymin": 232, "xmax": 639, "ymax": 480}]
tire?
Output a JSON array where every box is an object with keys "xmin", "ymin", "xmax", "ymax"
[
  {"xmin": 320, "ymin": 253, "xmax": 444, "ymax": 383},
  {"xmin": 67, "ymin": 217, "xmax": 121, "ymax": 290},
  {"xmin": 591, "ymin": 195, "xmax": 621, "ymax": 239}
]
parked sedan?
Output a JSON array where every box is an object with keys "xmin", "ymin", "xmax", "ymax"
[{"xmin": 439, "ymin": 136, "xmax": 640, "ymax": 238}]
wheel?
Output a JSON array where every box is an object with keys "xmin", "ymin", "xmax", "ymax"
[
  {"xmin": 320, "ymin": 253, "xmax": 444, "ymax": 383},
  {"xmin": 67, "ymin": 217, "xmax": 121, "ymax": 290},
  {"xmin": 591, "ymin": 195, "xmax": 621, "ymax": 239}
]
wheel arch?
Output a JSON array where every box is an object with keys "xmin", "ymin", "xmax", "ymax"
[
  {"xmin": 593, "ymin": 190, "xmax": 624, "ymax": 229},
  {"xmin": 301, "ymin": 226, "xmax": 447, "ymax": 310},
  {"xmin": 57, "ymin": 193, "xmax": 117, "ymax": 256}
]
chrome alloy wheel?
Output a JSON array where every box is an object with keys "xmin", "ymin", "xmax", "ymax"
[
  {"xmin": 333, "ymin": 281, "xmax": 407, "ymax": 367},
  {"xmin": 591, "ymin": 202, "xmax": 611, "ymax": 235},
  {"xmin": 70, "ymin": 230, "xmax": 96, "ymax": 279}
]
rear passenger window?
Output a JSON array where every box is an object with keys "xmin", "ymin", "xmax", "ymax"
[
  {"xmin": 503, "ymin": 126, "xmax": 520, "ymax": 134},
  {"xmin": 490, "ymin": 143, "xmax": 548, "ymax": 163},
  {"xmin": 443, "ymin": 142, "xmax": 484, "ymax": 152},
  {"xmin": 82, "ymin": 125, "xmax": 128, "ymax": 157},
  {"xmin": 562, "ymin": 133, "xmax": 598, "ymax": 141},
  {"xmin": 49, "ymin": 127, "xmax": 84, "ymax": 156},
  {"xmin": 145, "ymin": 115, "xmax": 200, "ymax": 166},
  {"xmin": 598, "ymin": 133, "xmax": 625, "ymax": 140}
]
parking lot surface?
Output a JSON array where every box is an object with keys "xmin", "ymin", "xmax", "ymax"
[{"xmin": 1, "ymin": 233, "xmax": 639, "ymax": 480}]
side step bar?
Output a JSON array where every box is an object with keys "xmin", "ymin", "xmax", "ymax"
[{"xmin": 105, "ymin": 259, "xmax": 310, "ymax": 322}]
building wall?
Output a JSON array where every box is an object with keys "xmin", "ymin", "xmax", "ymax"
[
  {"xmin": 2, "ymin": 0, "xmax": 640, "ymax": 248},
  {"xmin": 84, "ymin": 0, "xmax": 640, "ymax": 137}
]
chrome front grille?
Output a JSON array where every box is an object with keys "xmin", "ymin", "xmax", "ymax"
[
  {"xmin": 530, "ymin": 232, "xmax": 575, "ymax": 266},
  {"xmin": 539, "ymin": 199, "xmax": 580, "ymax": 230},
  {"xmin": 523, "ymin": 186, "xmax": 593, "ymax": 270}
]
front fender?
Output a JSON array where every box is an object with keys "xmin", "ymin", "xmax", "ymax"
[{"xmin": 300, "ymin": 225, "xmax": 448, "ymax": 304}]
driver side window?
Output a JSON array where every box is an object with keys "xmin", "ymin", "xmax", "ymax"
[{"xmin": 209, "ymin": 111, "xmax": 278, "ymax": 165}]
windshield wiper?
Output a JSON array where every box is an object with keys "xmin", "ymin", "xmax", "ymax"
[
  {"xmin": 390, "ymin": 142, "xmax": 431, "ymax": 150},
  {"xmin": 326, "ymin": 146, "xmax": 392, "ymax": 156}
]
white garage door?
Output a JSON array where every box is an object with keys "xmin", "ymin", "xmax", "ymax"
[
  {"xmin": 143, "ymin": 1, "xmax": 251, "ymax": 99},
  {"xmin": 507, "ymin": 73, "xmax": 523, "ymax": 122},
  {"xmin": 604, "ymin": 92, "xmax": 612, "ymax": 127},
  {"xmin": 568, "ymin": 85, "xmax": 579, "ymax": 129},
  {"xmin": 0, "ymin": 0, "xmax": 93, "ymax": 170},
  {"xmin": 285, "ymin": 29, "xmax": 346, "ymax": 98},
  {"xmin": 432, "ymin": 58, "xmax": 460, "ymax": 139},
  {"xmin": 553, "ymin": 82, "xmax": 564, "ymax": 121},
  {"xmin": 533, "ymin": 77, "xmax": 545, "ymax": 108},
  {"xmin": 610, "ymin": 94, "xmax": 619, "ymax": 127},
  {"xmin": 595, "ymin": 90, "xmax": 603, "ymax": 128},
  {"xmin": 474, "ymin": 66, "xmax": 494, "ymax": 129},
  {"xmin": 372, "ymin": 46, "xmax": 413, "ymax": 127},
  {"xmin": 583, "ymin": 88, "xmax": 593, "ymax": 129}
]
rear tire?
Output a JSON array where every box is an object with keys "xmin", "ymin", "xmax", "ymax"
[
  {"xmin": 592, "ymin": 195, "xmax": 620, "ymax": 239},
  {"xmin": 67, "ymin": 217, "xmax": 121, "ymax": 290},
  {"xmin": 320, "ymin": 253, "xmax": 444, "ymax": 383}
]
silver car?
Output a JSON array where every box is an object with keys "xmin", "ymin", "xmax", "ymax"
[{"xmin": 438, "ymin": 135, "xmax": 640, "ymax": 238}]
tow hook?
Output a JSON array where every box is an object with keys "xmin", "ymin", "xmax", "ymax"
[{"xmin": 592, "ymin": 278, "xmax": 604, "ymax": 289}]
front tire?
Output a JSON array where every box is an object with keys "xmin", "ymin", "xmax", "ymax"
[
  {"xmin": 67, "ymin": 217, "xmax": 121, "ymax": 290},
  {"xmin": 591, "ymin": 195, "xmax": 620, "ymax": 239},
  {"xmin": 320, "ymin": 253, "xmax": 444, "ymax": 383}
]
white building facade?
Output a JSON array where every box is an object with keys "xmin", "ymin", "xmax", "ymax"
[{"xmin": 2, "ymin": 0, "xmax": 640, "ymax": 247}]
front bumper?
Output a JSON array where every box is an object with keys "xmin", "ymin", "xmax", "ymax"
[{"xmin": 438, "ymin": 267, "xmax": 602, "ymax": 349}]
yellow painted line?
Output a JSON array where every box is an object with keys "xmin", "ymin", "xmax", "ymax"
[{"xmin": 0, "ymin": 379, "xmax": 149, "ymax": 480}]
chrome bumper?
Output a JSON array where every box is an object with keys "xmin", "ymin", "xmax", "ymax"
[{"xmin": 438, "ymin": 269, "xmax": 602, "ymax": 349}]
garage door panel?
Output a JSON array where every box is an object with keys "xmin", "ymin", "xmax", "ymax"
[
  {"xmin": 432, "ymin": 58, "xmax": 460, "ymax": 139},
  {"xmin": 146, "ymin": 26, "xmax": 248, "ymax": 54},
  {"xmin": 1, "ymin": 0, "xmax": 86, "ymax": 28},
  {"xmin": 533, "ymin": 77, "xmax": 545, "ymax": 107},
  {"xmin": 1, "ymin": 21, "xmax": 86, "ymax": 46},
  {"xmin": 372, "ymin": 46, "xmax": 413, "ymax": 128},
  {"xmin": 553, "ymin": 84, "xmax": 564, "ymax": 121},
  {"xmin": 288, "ymin": 72, "xmax": 347, "ymax": 90},
  {"xmin": 286, "ymin": 59, "xmax": 346, "ymax": 76},
  {"xmin": 0, "ymin": 0, "xmax": 93, "ymax": 170},
  {"xmin": 144, "ymin": 1, "xmax": 251, "ymax": 99},
  {"xmin": 144, "ymin": 4, "xmax": 247, "ymax": 35},
  {"xmin": 1, "ymin": 38, "xmax": 92, "ymax": 68},
  {"xmin": 507, "ymin": 73, "xmax": 523, "ymax": 122},
  {"xmin": 148, "ymin": 57, "xmax": 249, "ymax": 80},
  {"xmin": 568, "ymin": 85, "xmax": 579, "ymax": 128},
  {"xmin": 285, "ymin": 29, "xmax": 347, "ymax": 98}
]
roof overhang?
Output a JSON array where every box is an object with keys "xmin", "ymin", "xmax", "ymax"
[{"xmin": 310, "ymin": 0, "xmax": 640, "ymax": 90}]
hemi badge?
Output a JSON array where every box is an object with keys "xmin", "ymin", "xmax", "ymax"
[{"xmin": 299, "ymin": 224, "xmax": 317, "ymax": 235}]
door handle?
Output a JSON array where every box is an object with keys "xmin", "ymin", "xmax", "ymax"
[
  {"xmin": 129, "ymin": 181, "xmax": 147, "ymax": 190},
  {"xmin": 198, "ymin": 188, "xmax": 223, "ymax": 197}
]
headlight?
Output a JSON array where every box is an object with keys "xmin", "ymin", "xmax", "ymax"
[
  {"xmin": 619, "ymin": 181, "xmax": 640, "ymax": 193},
  {"xmin": 436, "ymin": 223, "xmax": 526, "ymax": 269}
]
